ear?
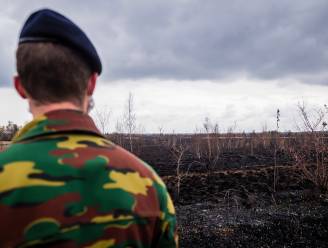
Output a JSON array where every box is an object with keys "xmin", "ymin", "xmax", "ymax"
[
  {"xmin": 86, "ymin": 73, "xmax": 97, "ymax": 96},
  {"xmin": 14, "ymin": 76, "xmax": 27, "ymax": 99}
]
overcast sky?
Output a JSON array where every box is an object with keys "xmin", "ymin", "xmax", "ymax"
[{"xmin": 0, "ymin": 0, "xmax": 328, "ymax": 133}]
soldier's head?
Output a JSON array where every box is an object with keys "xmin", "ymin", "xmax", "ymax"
[{"xmin": 14, "ymin": 9, "xmax": 102, "ymax": 113}]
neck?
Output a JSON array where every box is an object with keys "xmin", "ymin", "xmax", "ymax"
[{"xmin": 29, "ymin": 101, "xmax": 83, "ymax": 118}]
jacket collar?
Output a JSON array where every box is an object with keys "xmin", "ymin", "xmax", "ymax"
[{"xmin": 13, "ymin": 109, "xmax": 104, "ymax": 143}]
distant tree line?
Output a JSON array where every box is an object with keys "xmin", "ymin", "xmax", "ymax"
[{"xmin": 0, "ymin": 121, "xmax": 19, "ymax": 141}]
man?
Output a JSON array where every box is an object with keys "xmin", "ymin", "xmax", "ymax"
[{"xmin": 0, "ymin": 9, "xmax": 178, "ymax": 247}]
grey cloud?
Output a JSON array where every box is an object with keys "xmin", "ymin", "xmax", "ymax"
[{"xmin": 1, "ymin": 0, "xmax": 328, "ymax": 86}]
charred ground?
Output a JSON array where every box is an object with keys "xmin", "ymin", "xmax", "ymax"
[{"xmin": 111, "ymin": 132, "xmax": 328, "ymax": 248}]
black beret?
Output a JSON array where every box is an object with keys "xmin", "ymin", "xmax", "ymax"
[{"xmin": 19, "ymin": 8, "xmax": 102, "ymax": 74}]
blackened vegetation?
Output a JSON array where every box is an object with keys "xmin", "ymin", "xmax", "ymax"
[{"xmin": 109, "ymin": 132, "xmax": 328, "ymax": 248}]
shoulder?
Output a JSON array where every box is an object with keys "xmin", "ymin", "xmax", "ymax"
[
  {"xmin": 96, "ymin": 142, "xmax": 176, "ymax": 211},
  {"xmin": 0, "ymin": 142, "xmax": 25, "ymax": 165}
]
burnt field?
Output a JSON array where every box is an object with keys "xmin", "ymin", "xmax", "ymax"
[
  {"xmin": 2, "ymin": 132, "xmax": 328, "ymax": 247},
  {"xmin": 112, "ymin": 132, "xmax": 328, "ymax": 247}
]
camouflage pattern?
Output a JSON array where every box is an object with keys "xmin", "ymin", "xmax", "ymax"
[{"xmin": 0, "ymin": 109, "xmax": 178, "ymax": 247}]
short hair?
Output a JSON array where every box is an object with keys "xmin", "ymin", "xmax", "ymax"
[{"xmin": 16, "ymin": 42, "xmax": 92, "ymax": 106}]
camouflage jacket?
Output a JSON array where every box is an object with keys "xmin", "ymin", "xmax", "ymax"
[{"xmin": 0, "ymin": 109, "xmax": 177, "ymax": 248}]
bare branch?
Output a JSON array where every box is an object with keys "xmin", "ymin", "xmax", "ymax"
[{"xmin": 94, "ymin": 106, "xmax": 111, "ymax": 134}]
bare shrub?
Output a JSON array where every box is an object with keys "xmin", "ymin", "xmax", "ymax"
[
  {"xmin": 93, "ymin": 106, "xmax": 111, "ymax": 134},
  {"xmin": 201, "ymin": 117, "xmax": 221, "ymax": 172},
  {"xmin": 170, "ymin": 138, "xmax": 189, "ymax": 201},
  {"xmin": 292, "ymin": 103, "xmax": 328, "ymax": 192}
]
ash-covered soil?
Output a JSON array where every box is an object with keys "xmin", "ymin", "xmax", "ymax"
[
  {"xmin": 132, "ymin": 139, "xmax": 328, "ymax": 247},
  {"xmin": 159, "ymin": 166, "xmax": 328, "ymax": 247},
  {"xmin": 176, "ymin": 201, "xmax": 328, "ymax": 247}
]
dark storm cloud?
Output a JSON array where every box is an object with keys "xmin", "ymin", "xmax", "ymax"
[{"xmin": 1, "ymin": 0, "xmax": 328, "ymax": 86}]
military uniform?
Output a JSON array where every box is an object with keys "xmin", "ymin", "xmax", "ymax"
[{"xmin": 0, "ymin": 109, "xmax": 177, "ymax": 247}]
